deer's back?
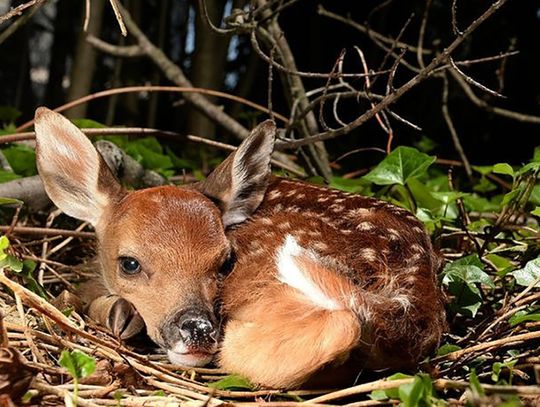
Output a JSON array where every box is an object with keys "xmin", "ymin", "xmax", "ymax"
[{"xmin": 222, "ymin": 177, "xmax": 443, "ymax": 319}]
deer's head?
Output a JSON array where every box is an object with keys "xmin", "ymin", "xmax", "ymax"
[{"xmin": 34, "ymin": 108, "xmax": 276, "ymax": 365}]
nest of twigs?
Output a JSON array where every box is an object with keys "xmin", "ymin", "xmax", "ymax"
[{"xmin": 0, "ymin": 209, "xmax": 539, "ymax": 407}]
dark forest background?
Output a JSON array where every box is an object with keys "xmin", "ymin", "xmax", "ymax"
[{"xmin": 1, "ymin": 0, "xmax": 539, "ymax": 175}]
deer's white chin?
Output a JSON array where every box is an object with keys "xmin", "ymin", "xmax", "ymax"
[{"xmin": 167, "ymin": 349, "xmax": 214, "ymax": 367}]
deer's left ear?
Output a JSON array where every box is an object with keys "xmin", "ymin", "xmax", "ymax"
[{"xmin": 196, "ymin": 120, "xmax": 276, "ymax": 227}]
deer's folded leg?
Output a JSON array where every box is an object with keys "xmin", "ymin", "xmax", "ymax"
[{"xmin": 87, "ymin": 295, "xmax": 145, "ymax": 339}]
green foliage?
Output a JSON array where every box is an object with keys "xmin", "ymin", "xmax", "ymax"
[
  {"xmin": 363, "ymin": 146, "xmax": 436, "ymax": 186},
  {"xmin": 491, "ymin": 358, "xmax": 517, "ymax": 384},
  {"xmin": 208, "ymin": 374, "xmax": 254, "ymax": 391},
  {"xmin": 1, "ymin": 144, "xmax": 37, "ymax": 176},
  {"xmin": 441, "ymin": 255, "xmax": 495, "ymax": 317},
  {"xmin": 59, "ymin": 349, "xmax": 97, "ymax": 380},
  {"xmin": 508, "ymin": 308, "xmax": 540, "ymax": 326},
  {"xmin": 0, "ymin": 235, "xmax": 47, "ymax": 298},
  {"xmin": 510, "ymin": 257, "xmax": 540, "ymax": 287},
  {"xmin": 0, "ymin": 106, "xmax": 21, "ymax": 124},
  {"xmin": 369, "ymin": 374, "xmax": 445, "ymax": 406},
  {"xmin": 468, "ymin": 370, "xmax": 485, "ymax": 397},
  {"xmin": 59, "ymin": 349, "xmax": 97, "ymax": 405},
  {"xmin": 436, "ymin": 343, "xmax": 461, "ymax": 356}
]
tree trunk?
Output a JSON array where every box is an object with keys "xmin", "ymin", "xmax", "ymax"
[
  {"xmin": 65, "ymin": 0, "xmax": 106, "ymax": 119},
  {"xmin": 44, "ymin": 0, "xmax": 79, "ymax": 107},
  {"xmin": 187, "ymin": 0, "xmax": 235, "ymax": 140}
]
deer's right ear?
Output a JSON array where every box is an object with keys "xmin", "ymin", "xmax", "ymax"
[
  {"xmin": 196, "ymin": 120, "xmax": 276, "ymax": 227},
  {"xmin": 34, "ymin": 107, "xmax": 123, "ymax": 226}
]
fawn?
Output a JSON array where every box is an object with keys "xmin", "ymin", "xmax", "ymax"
[{"xmin": 34, "ymin": 107, "xmax": 446, "ymax": 388}]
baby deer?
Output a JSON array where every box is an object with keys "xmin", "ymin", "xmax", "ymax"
[{"xmin": 34, "ymin": 108, "xmax": 446, "ymax": 388}]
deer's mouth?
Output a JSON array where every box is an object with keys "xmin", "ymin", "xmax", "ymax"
[{"xmin": 167, "ymin": 348, "xmax": 216, "ymax": 367}]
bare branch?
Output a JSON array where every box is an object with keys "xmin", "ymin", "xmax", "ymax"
[
  {"xmin": 0, "ymin": 0, "xmax": 46, "ymax": 25},
  {"xmin": 250, "ymin": 29, "xmax": 392, "ymax": 80},
  {"xmin": 416, "ymin": 0, "xmax": 433, "ymax": 69},
  {"xmin": 317, "ymin": 5, "xmax": 430, "ymax": 55},
  {"xmin": 0, "ymin": 0, "xmax": 44, "ymax": 45},
  {"xmin": 108, "ymin": 0, "xmax": 127, "ymax": 36},
  {"xmin": 441, "ymin": 74, "xmax": 473, "ymax": 178},
  {"xmin": 449, "ymin": 68, "xmax": 540, "ymax": 124},
  {"xmin": 86, "ymin": 35, "xmax": 144, "ymax": 57},
  {"xmin": 197, "ymin": 0, "xmax": 236, "ymax": 34},
  {"xmin": 277, "ymin": 0, "xmax": 510, "ymax": 149},
  {"xmin": 17, "ymin": 85, "xmax": 289, "ymax": 132},
  {"xmin": 449, "ymin": 57, "xmax": 506, "ymax": 99}
]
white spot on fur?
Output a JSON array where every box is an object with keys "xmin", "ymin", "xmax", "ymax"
[
  {"xmin": 410, "ymin": 243, "xmax": 424, "ymax": 253},
  {"xmin": 393, "ymin": 294, "xmax": 412, "ymax": 311},
  {"xmin": 349, "ymin": 208, "xmax": 372, "ymax": 217},
  {"xmin": 259, "ymin": 217, "xmax": 273, "ymax": 225},
  {"xmin": 334, "ymin": 198, "xmax": 345, "ymax": 203},
  {"xmin": 278, "ymin": 221, "xmax": 291, "ymax": 230},
  {"xmin": 318, "ymin": 196, "xmax": 330, "ymax": 203},
  {"xmin": 268, "ymin": 190, "xmax": 282, "ymax": 200},
  {"xmin": 297, "ymin": 193, "xmax": 306, "ymax": 199},
  {"xmin": 359, "ymin": 248, "xmax": 377, "ymax": 262},
  {"xmin": 341, "ymin": 229, "xmax": 353, "ymax": 235},
  {"xmin": 286, "ymin": 189, "xmax": 297, "ymax": 197},
  {"xmin": 276, "ymin": 235, "xmax": 341, "ymax": 310},
  {"xmin": 312, "ymin": 241, "xmax": 329, "ymax": 252},
  {"xmin": 330, "ymin": 204, "xmax": 345, "ymax": 212},
  {"xmin": 387, "ymin": 228, "xmax": 400, "ymax": 241},
  {"xmin": 357, "ymin": 222, "xmax": 375, "ymax": 231}
]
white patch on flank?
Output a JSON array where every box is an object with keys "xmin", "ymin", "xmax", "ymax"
[{"xmin": 276, "ymin": 235, "xmax": 341, "ymax": 311}]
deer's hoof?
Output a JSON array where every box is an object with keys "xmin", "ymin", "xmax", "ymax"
[{"xmin": 107, "ymin": 298, "xmax": 145, "ymax": 340}]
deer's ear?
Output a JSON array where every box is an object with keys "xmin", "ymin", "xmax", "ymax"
[
  {"xmin": 34, "ymin": 107, "xmax": 123, "ymax": 225},
  {"xmin": 197, "ymin": 120, "xmax": 276, "ymax": 227}
]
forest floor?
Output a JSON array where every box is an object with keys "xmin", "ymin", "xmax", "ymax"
[{"xmin": 1, "ymin": 148, "xmax": 540, "ymax": 406}]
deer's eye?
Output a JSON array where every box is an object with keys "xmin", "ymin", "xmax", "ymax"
[
  {"xmin": 218, "ymin": 251, "xmax": 236, "ymax": 277},
  {"xmin": 119, "ymin": 257, "xmax": 141, "ymax": 275}
]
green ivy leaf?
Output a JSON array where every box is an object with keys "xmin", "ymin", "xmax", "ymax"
[
  {"xmin": 0, "ymin": 170, "xmax": 21, "ymax": 183},
  {"xmin": 531, "ymin": 206, "xmax": 540, "ymax": 217},
  {"xmin": 485, "ymin": 254, "xmax": 515, "ymax": 276},
  {"xmin": 1, "ymin": 145, "xmax": 37, "ymax": 176},
  {"xmin": 436, "ymin": 343, "xmax": 461, "ymax": 356},
  {"xmin": 0, "ymin": 106, "xmax": 21, "ymax": 123},
  {"xmin": 330, "ymin": 177, "xmax": 368, "ymax": 193},
  {"xmin": 368, "ymin": 389, "xmax": 389, "ymax": 401},
  {"xmin": 442, "ymin": 255, "xmax": 494, "ymax": 317},
  {"xmin": 511, "ymin": 258, "xmax": 540, "ymax": 287},
  {"xmin": 125, "ymin": 139, "xmax": 174, "ymax": 171},
  {"xmin": 509, "ymin": 310, "xmax": 540, "ymax": 327},
  {"xmin": 398, "ymin": 374, "xmax": 433, "ymax": 407},
  {"xmin": 71, "ymin": 118, "xmax": 107, "ymax": 129},
  {"xmin": 59, "ymin": 349, "xmax": 96, "ymax": 380},
  {"xmin": 492, "ymin": 163, "xmax": 514, "ymax": 178},
  {"xmin": 0, "ymin": 197, "xmax": 23, "ymax": 205},
  {"xmin": 363, "ymin": 147, "xmax": 436, "ymax": 186},
  {"xmin": 208, "ymin": 375, "xmax": 254, "ymax": 391},
  {"xmin": 469, "ymin": 370, "xmax": 485, "ymax": 397}
]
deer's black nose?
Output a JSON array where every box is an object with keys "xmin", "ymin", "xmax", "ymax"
[
  {"xmin": 180, "ymin": 317, "xmax": 215, "ymax": 344},
  {"xmin": 161, "ymin": 308, "xmax": 217, "ymax": 349}
]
